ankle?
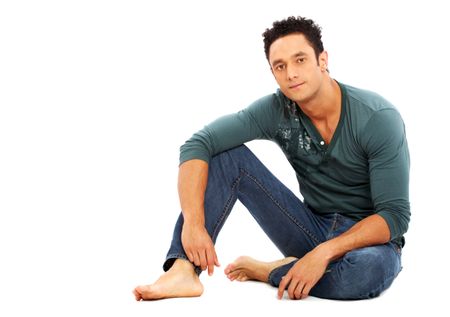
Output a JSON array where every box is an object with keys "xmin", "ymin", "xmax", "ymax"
[{"xmin": 171, "ymin": 258, "xmax": 197, "ymax": 275}]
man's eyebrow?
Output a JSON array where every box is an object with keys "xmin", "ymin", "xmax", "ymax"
[
  {"xmin": 271, "ymin": 51, "xmax": 308, "ymax": 67},
  {"xmin": 271, "ymin": 58, "xmax": 284, "ymax": 67},
  {"xmin": 293, "ymin": 51, "xmax": 307, "ymax": 58}
]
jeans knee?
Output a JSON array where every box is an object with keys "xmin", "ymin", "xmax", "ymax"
[
  {"xmin": 222, "ymin": 144, "xmax": 252, "ymax": 160},
  {"xmin": 342, "ymin": 249, "xmax": 387, "ymax": 297},
  {"xmin": 318, "ymin": 245, "xmax": 401, "ymax": 300},
  {"xmin": 209, "ymin": 145, "xmax": 253, "ymax": 172}
]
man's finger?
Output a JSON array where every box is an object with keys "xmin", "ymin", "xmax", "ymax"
[
  {"xmin": 278, "ymin": 275, "xmax": 290, "ymax": 299},
  {"xmin": 186, "ymin": 251, "xmax": 194, "ymax": 263},
  {"xmin": 301, "ymin": 283, "xmax": 313, "ymax": 299},
  {"xmin": 206, "ymin": 248, "xmax": 215, "ymax": 276},
  {"xmin": 193, "ymin": 252, "xmax": 201, "ymax": 267},
  {"xmin": 287, "ymin": 278, "xmax": 299, "ymax": 300},
  {"xmin": 199, "ymin": 250, "xmax": 208, "ymax": 271},
  {"xmin": 293, "ymin": 282, "xmax": 305, "ymax": 300}
]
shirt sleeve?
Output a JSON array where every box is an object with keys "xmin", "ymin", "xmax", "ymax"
[
  {"xmin": 361, "ymin": 109, "xmax": 411, "ymax": 241},
  {"xmin": 179, "ymin": 94, "xmax": 280, "ymax": 165}
]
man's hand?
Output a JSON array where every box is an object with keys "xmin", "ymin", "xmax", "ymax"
[
  {"xmin": 277, "ymin": 214, "xmax": 392, "ymax": 300},
  {"xmin": 181, "ymin": 224, "xmax": 220, "ymax": 276},
  {"xmin": 277, "ymin": 246, "xmax": 330, "ymax": 300}
]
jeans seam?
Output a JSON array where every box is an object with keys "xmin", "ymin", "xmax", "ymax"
[
  {"xmin": 240, "ymin": 168, "xmax": 321, "ymax": 246},
  {"xmin": 326, "ymin": 213, "xmax": 339, "ymax": 240}
]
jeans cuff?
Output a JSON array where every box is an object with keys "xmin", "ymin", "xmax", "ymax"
[
  {"xmin": 163, "ymin": 254, "xmax": 202, "ymax": 275},
  {"xmin": 268, "ymin": 267, "xmax": 281, "ymax": 287}
]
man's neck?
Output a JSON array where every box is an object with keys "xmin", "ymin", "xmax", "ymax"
[
  {"xmin": 296, "ymin": 78, "xmax": 342, "ymax": 144},
  {"xmin": 297, "ymin": 78, "xmax": 341, "ymax": 123}
]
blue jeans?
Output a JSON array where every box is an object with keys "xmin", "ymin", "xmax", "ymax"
[{"xmin": 164, "ymin": 145, "xmax": 402, "ymax": 300}]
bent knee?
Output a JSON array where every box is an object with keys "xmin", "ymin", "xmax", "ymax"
[{"xmin": 313, "ymin": 245, "xmax": 402, "ymax": 300}]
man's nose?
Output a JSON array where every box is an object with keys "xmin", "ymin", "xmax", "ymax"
[{"xmin": 286, "ymin": 65, "xmax": 298, "ymax": 81}]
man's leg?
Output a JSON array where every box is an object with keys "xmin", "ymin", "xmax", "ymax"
[
  {"xmin": 134, "ymin": 145, "xmax": 332, "ymax": 300},
  {"xmin": 164, "ymin": 145, "xmax": 333, "ymax": 270},
  {"xmin": 267, "ymin": 214, "xmax": 403, "ymax": 300}
]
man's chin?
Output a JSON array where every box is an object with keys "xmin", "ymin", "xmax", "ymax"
[{"xmin": 287, "ymin": 93, "xmax": 305, "ymax": 104}]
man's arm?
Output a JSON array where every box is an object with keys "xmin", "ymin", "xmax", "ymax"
[
  {"xmin": 278, "ymin": 107, "xmax": 409, "ymax": 300},
  {"xmin": 176, "ymin": 94, "xmax": 280, "ymax": 275},
  {"xmin": 178, "ymin": 159, "xmax": 220, "ymax": 276},
  {"xmin": 320, "ymin": 214, "xmax": 390, "ymax": 260},
  {"xmin": 277, "ymin": 214, "xmax": 390, "ymax": 300},
  {"xmin": 363, "ymin": 109, "xmax": 410, "ymax": 242}
]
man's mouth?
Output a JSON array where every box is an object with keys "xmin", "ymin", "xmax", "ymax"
[{"xmin": 289, "ymin": 82, "xmax": 305, "ymax": 89}]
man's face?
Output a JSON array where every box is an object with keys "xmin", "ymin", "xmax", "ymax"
[{"xmin": 268, "ymin": 33, "xmax": 328, "ymax": 104}]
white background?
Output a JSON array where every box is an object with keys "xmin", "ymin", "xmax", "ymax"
[{"xmin": 1, "ymin": 0, "xmax": 449, "ymax": 316}]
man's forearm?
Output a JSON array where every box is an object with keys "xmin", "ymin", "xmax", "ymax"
[
  {"xmin": 177, "ymin": 159, "xmax": 220, "ymax": 273},
  {"xmin": 318, "ymin": 214, "xmax": 391, "ymax": 262},
  {"xmin": 178, "ymin": 159, "xmax": 209, "ymax": 226}
]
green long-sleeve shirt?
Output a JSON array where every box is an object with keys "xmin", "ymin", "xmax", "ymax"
[{"xmin": 180, "ymin": 82, "xmax": 410, "ymax": 246}]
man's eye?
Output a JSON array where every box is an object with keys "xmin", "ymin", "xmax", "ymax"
[
  {"xmin": 276, "ymin": 65, "xmax": 285, "ymax": 71},
  {"xmin": 297, "ymin": 58, "xmax": 305, "ymax": 63}
]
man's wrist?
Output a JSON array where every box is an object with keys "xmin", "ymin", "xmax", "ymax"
[
  {"xmin": 182, "ymin": 213, "xmax": 205, "ymax": 228},
  {"xmin": 316, "ymin": 238, "xmax": 345, "ymax": 262}
]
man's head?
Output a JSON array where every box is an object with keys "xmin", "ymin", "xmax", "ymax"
[
  {"xmin": 262, "ymin": 17, "xmax": 329, "ymax": 104},
  {"xmin": 263, "ymin": 16, "xmax": 324, "ymax": 62}
]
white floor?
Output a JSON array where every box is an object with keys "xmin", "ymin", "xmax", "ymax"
[
  {"xmin": 1, "ymin": 109, "xmax": 446, "ymax": 317},
  {"xmin": 0, "ymin": 197, "xmax": 442, "ymax": 317}
]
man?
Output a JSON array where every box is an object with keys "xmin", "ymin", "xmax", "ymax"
[{"xmin": 134, "ymin": 16, "xmax": 410, "ymax": 301}]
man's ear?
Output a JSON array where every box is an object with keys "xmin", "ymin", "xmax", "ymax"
[{"xmin": 319, "ymin": 51, "xmax": 328, "ymax": 71}]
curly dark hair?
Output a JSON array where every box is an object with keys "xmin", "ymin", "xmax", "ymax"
[{"xmin": 262, "ymin": 16, "xmax": 324, "ymax": 62}]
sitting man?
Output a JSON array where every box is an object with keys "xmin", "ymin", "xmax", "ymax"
[{"xmin": 134, "ymin": 16, "xmax": 410, "ymax": 300}]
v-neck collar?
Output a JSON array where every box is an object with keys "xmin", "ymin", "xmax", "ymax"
[{"xmin": 296, "ymin": 81, "xmax": 347, "ymax": 155}]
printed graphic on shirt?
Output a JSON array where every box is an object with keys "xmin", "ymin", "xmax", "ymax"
[
  {"xmin": 275, "ymin": 98, "xmax": 319, "ymax": 159},
  {"xmin": 275, "ymin": 125, "xmax": 318, "ymax": 157},
  {"xmin": 276, "ymin": 127, "xmax": 293, "ymax": 153},
  {"xmin": 299, "ymin": 130, "xmax": 313, "ymax": 152}
]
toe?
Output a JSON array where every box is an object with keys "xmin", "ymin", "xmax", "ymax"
[
  {"xmin": 133, "ymin": 288, "xmax": 142, "ymax": 301},
  {"xmin": 224, "ymin": 263, "xmax": 235, "ymax": 275},
  {"xmin": 228, "ymin": 270, "xmax": 242, "ymax": 281},
  {"xmin": 236, "ymin": 272, "xmax": 248, "ymax": 282},
  {"xmin": 136, "ymin": 285, "xmax": 154, "ymax": 300}
]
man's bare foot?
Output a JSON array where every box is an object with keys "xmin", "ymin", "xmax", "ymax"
[
  {"xmin": 133, "ymin": 259, "xmax": 203, "ymax": 301},
  {"xmin": 224, "ymin": 256, "xmax": 297, "ymax": 283}
]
